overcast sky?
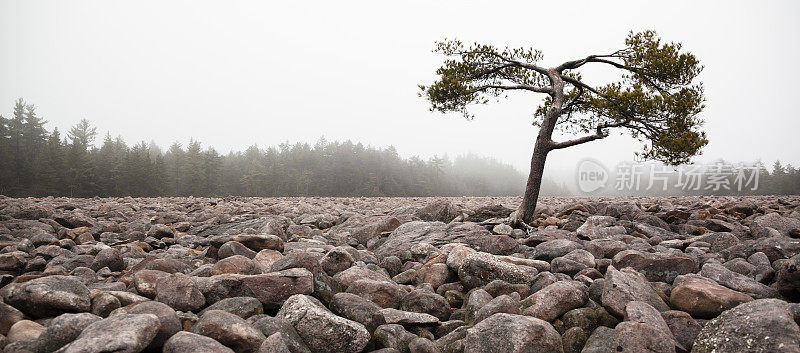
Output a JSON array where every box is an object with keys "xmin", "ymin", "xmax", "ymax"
[{"xmin": 1, "ymin": 0, "xmax": 798, "ymax": 178}]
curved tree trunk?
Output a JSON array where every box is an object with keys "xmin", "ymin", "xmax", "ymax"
[
  {"xmin": 517, "ymin": 136, "xmax": 550, "ymax": 225},
  {"xmin": 513, "ymin": 68, "xmax": 564, "ymax": 227}
]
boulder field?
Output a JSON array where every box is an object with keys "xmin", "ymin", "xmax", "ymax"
[{"xmin": 0, "ymin": 195, "xmax": 799, "ymax": 352}]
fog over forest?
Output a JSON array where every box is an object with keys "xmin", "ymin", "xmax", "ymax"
[{"xmin": 2, "ymin": 99, "xmax": 798, "ymax": 198}]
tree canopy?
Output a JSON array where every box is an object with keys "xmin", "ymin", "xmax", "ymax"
[{"xmin": 420, "ymin": 30, "xmax": 708, "ymax": 165}]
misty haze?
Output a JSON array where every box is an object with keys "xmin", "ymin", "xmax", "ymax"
[{"xmin": 1, "ymin": 1, "xmax": 799, "ymax": 353}]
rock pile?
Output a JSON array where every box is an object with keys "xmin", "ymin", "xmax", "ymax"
[{"xmin": 1, "ymin": 195, "xmax": 799, "ymax": 352}]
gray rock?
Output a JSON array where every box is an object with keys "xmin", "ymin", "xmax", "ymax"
[
  {"xmin": 612, "ymin": 250, "xmax": 697, "ymax": 283},
  {"xmin": 155, "ymin": 272, "xmax": 206, "ymax": 312},
  {"xmin": 582, "ymin": 327, "xmax": 615, "ymax": 353},
  {"xmin": 197, "ymin": 268, "xmax": 313, "ymax": 309},
  {"xmin": 752, "ymin": 212, "xmax": 800, "ymax": 236},
  {"xmin": 258, "ymin": 333, "xmax": 292, "ymax": 353},
  {"xmin": 250, "ymin": 316, "xmax": 311, "ymax": 353},
  {"xmin": 374, "ymin": 324, "xmax": 417, "ymax": 352},
  {"xmin": 200, "ymin": 297, "xmax": 263, "ymax": 319},
  {"xmin": 345, "ymin": 279, "xmax": 406, "ymax": 308},
  {"xmin": 692, "ymin": 299, "xmax": 800, "ymax": 353},
  {"xmin": 400, "ymin": 288, "xmax": 450, "ymax": 322},
  {"xmin": 7, "ymin": 320, "xmax": 44, "ymax": 346},
  {"xmin": 374, "ymin": 222, "xmax": 517, "ymax": 260},
  {"xmin": 700, "ymin": 262, "xmax": 776, "ymax": 299},
  {"xmin": 320, "ymin": 247, "xmax": 356, "ymax": 276},
  {"xmin": 601, "ymin": 266, "xmax": 669, "ymax": 318},
  {"xmin": 329, "ymin": 292, "xmax": 383, "ymax": 332},
  {"xmin": 669, "ymin": 277, "xmax": 753, "ymax": 319},
  {"xmin": 661, "ymin": 310, "xmax": 701, "ymax": 352},
  {"xmin": 458, "ymin": 252, "xmax": 538, "ymax": 288},
  {"xmin": 615, "ymin": 301, "xmax": 677, "ymax": 352},
  {"xmin": 116, "ymin": 301, "xmax": 182, "ymax": 351},
  {"xmin": 472, "ymin": 294, "xmax": 520, "ymax": 324},
  {"xmin": 33, "ymin": 313, "xmax": 102, "ymax": 353},
  {"xmin": 218, "ymin": 241, "xmax": 257, "ymax": 259},
  {"xmin": 534, "ymin": 239, "xmax": 582, "ymax": 262},
  {"xmin": 132, "ymin": 269, "xmax": 170, "ymax": 299},
  {"xmin": 60, "ymin": 313, "xmax": 161, "ymax": 353},
  {"xmin": 208, "ymin": 234, "xmax": 284, "ymax": 253},
  {"xmin": 373, "ymin": 308, "xmax": 441, "ymax": 327},
  {"xmin": 464, "ymin": 313, "xmax": 563, "ymax": 353},
  {"xmin": 550, "ymin": 249, "xmax": 595, "ymax": 276},
  {"xmin": 4, "ymin": 275, "xmax": 91, "ymax": 318},
  {"xmin": 0, "ymin": 303, "xmax": 25, "ymax": 336},
  {"xmin": 561, "ymin": 327, "xmax": 586, "ymax": 353},
  {"xmin": 277, "ymin": 294, "xmax": 370, "ymax": 353},
  {"xmin": 90, "ymin": 248, "xmax": 124, "ymax": 272},
  {"xmin": 191, "ymin": 310, "xmax": 266, "ymax": 353},
  {"xmin": 90, "ymin": 292, "xmax": 120, "ymax": 317},
  {"xmin": 522, "ymin": 281, "xmax": 588, "ymax": 322},
  {"xmin": 414, "ymin": 200, "xmax": 461, "ymax": 223},
  {"xmin": 163, "ymin": 331, "xmax": 235, "ymax": 353}
]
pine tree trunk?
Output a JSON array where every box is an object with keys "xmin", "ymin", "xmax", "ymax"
[
  {"xmin": 516, "ymin": 132, "xmax": 551, "ymax": 225},
  {"xmin": 513, "ymin": 68, "xmax": 563, "ymax": 226}
]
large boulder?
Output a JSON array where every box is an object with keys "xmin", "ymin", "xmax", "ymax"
[
  {"xmin": 4, "ymin": 275, "xmax": 91, "ymax": 318},
  {"xmin": 163, "ymin": 331, "xmax": 235, "ymax": 353},
  {"xmin": 463, "ymin": 313, "xmax": 563, "ymax": 353},
  {"xmin": 118, "ymin": 301, "xmax": 183, "ymax": 351},
  {"xmin": 692, "ymin": 299, "xmax": 800, "ymax": 353},
  {"xmin": 348, "ymin": 216, "xmax": 402, "ymax": 245},
  {"xmin": 197, "ymin": 216, "xmax": 290, "ymax": 239},
  {"xmin": 0, "ymin": 303, "xmax": 25, "ymax": 335},
  {"xmin": 752, "ymin": 212, "xmax": 800, "ymax": 236},
  {"xmin": 155, "ymin": 273, "xmax": 206, "ymax": 312},
  {"xmin": 662, "ymin": 310, "xmax": 702, "ymax": 352},
  {"xmin": 59, "ymin": 314, "xmax": 161, "ymax": 353},
  {"xmin": 33, "ymin": 313, "xmax": 102, "ymax": 353},
  {"xmin": 522, "ymin": 281, "xmax": 588, "ymax": 322},
  {"xmin": 250, "ymin": 316, "xmax": 312, "ymax": 353},
  {"xmin": 191, "ymin": 310, "xmax": 266, "ymax": 353},
  {"xmin": 465, "ymin": 204, "xmax": 514, "ymax": 222},
  {"xmin": 700, "ymin": 262, "xmax": 776, "ymax": 299},
  {"xmin": 614, "ymin": 301, "xmax": 677, "ymax": 353},
  {"xmin": 601, "ymin": 266, "xmax": 669, "ymax": 318},
  {"xmin": 7, "ymin": 320, "xmax": 44, "ymax": 346},
  {"xmin": 576, "ymin": 216, "xmax": 627, "ymax": 240},
  {"xmin": 208, "ymin": 234, "xmax": 284, "ymax": 253},
  {"xmin": 414, "ymin": 199, "xmax": 461, "ymax": 223},
  {"xmin": 669, "ymin": 277, "xmax": 753, "ymax": 319},
  {"xmin": 612, "ymin": 250, "xmax": 697, "ymax": 283},
  {"xmin": 329, "ymin": 292, "xmax": 383, "ymax": 332},
  {"xmin": 345, "ymin": 279, "xmax": 406, "ymax": 308},
  {"xmin": 374, "ymin": 222, "xmax": 517, "ymax": 259},
  {"xmin": 277, "ymin": 294, "xmax": 370, "ymax": 353},
  {"xmin": 777, "ymin": 254, "xmax": 800, "ymax": 300},
  {"xmin": 199, "ymin": 297, "xmax": 263, "ymax": 319},
  {"xmin": 196, "ymin": 268, "xmax": 314, "ymax": 309},
  {"xmin": 458, "ymin": 252, "xmax": 538, "ymax": 288}
]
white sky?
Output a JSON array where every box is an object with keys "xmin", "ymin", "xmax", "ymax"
[{"xmin": 1, "ymin": 0, "xmax": 799, "ymax": 179}]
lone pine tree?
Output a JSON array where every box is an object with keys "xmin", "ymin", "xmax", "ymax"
[{"xmin": 420, "ymin": 30, "xmax": 708, "ymax": 225}]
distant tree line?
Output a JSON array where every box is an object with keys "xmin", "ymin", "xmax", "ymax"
[
  {"xmin": 588, "ymin": 160, "xmax": 800, "ymax": 197},
  {"xmin": 0, "ymin": 99, "xmax": 542, "ymax": 197}
]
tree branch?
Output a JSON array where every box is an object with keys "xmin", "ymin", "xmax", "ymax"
[
  {"xmin": 457, "ymin": 50, "xmax": 549, "ymax": 75},
  {"xmin": 556, "ymin": 49, "xmax": 628, "ymax": 71},
  {"xmin": 550, "ymin": 119, "xmax": 629, "ymax": 150},
  {"xmin": 469, "ymin": 84, "xmax": 552, "ymax": 95}
]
